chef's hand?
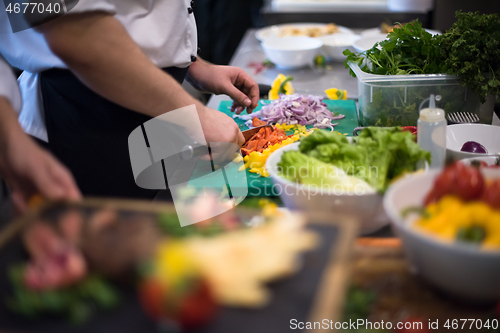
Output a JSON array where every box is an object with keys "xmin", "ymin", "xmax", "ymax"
[
  {"xmin": 186, "ymin": 59, "xmax": 260, "ymax": 115},
  {"xmin": 0, "ymin": 99, "xmax": 81, "ymax": 213},
  {"xmin": 194, "ymin": 106, "xmax": 245, "ymax": 161}
]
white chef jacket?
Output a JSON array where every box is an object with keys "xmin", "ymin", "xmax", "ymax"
[
  {"xmin": 0, "ymin": 0, "xmax": 198, "ymax": 141},
  {"xmin": 0, "ymin": 58, "xmax": 22, "ymax": 112}
]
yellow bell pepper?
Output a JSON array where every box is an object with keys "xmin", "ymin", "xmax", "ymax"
[
  {"xmin": 325, "ymin": 88, "xmax": 347, "ymax": 100},
  {"xmin": 239, "ymin": 124, "xmax": 316, "ymax": 177},
  {"xmin": 269, "ymin": 74, "xmax": 294, "ymax": 100},
  {"xmin": 414, "ymin": 196, "xmax": 500, "ymax": 248}
]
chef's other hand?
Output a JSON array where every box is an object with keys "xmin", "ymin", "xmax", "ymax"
[
  {"xmin": 0, "ymin": 102, "xmax": 81, "ymax": 213},
  {"xmin": 186, "ymin": 59, "xmax": 259, "ymax": 115}
]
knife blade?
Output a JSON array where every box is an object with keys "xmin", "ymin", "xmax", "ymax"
[
  {"xmin": 162, "ymin": 124, "xmax": 274, "ymax": 187},
  {"xmin": 182, "ymin": 124, "xmax": 273, "ymax": 160}
]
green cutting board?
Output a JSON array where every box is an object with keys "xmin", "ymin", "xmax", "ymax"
[{"xmin": 186, "ymin": 100, "xmax": 359, "ymax": 197}]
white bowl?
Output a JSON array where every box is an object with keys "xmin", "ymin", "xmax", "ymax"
[
  {"xmin": 384, "ymin": 169, "xmax": 500, "ymax": 301},
  {"xmin": 446, "ymin": 124, "xmax": 500, "ymax": 161},
  {"xmin": 319, "ymin": 33, "xmax": 361, "ymax": 61},
  {"xmin": 266, "ymin": 142, "xmax": 388, "ymax": 234},
  {"xmin": 352, "ymin": 34, "xmax": 388, "ymax": 52},
  {"xmin": 461, "ymin": 155, "xmax": 500, "ymax": 167},
  {"xmin": 261, "ymin": 37, "xmax": 323, "ymax": 69},
  {"xmin": 361, "ymin": 27, "xmax": 441, "ymax": 38}
]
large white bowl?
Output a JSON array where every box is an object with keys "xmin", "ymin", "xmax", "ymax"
[
  {"xmin": 446, "ymin": 124, "xmax": 500, "ymax": 161},
  {"xmin": 319, "ymin": 33, "xmax": 361, "ymax": 61},
  {"xmin": 266, "ymin": 142, "xmax": 388, "ymax": 234},
  {"xmin": 361, "ymin": 27, "xmax": 441, "ymax": 38},
  {"xmin": 261, "ymin": 37, "xmax": 323, "ymax": 69},
  {"xmin": 384, "ymin": 169, "xmax": 500, "ymax": 301},
  {"xmin": 352, "ymin": 34, "xmax": 387, "ymax": 52}
]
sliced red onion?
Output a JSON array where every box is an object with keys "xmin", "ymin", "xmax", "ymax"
[
  {"xmin": 258, "ymin": 94, "xmax": 343, "ymax": 129},
  {"xmin": 233, "ymin": 110, "xmax": 262, "ymax": 121}
]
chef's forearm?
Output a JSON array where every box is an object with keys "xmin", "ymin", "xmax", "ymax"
[
  {"xmin": 0, "ymin": 97, "xmax": 25, "ymax": 152},
  {"xmin": 38, "ymin": 12, "xmax": 204, "ymax": 118}
]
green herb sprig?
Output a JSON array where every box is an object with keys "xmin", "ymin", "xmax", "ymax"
[
  {"xmin": 440, "ymin": 11, "xmax": 500, "ymax": 103},
  {"xmin": 344, "ymin": 21, "xmax": 445, "ymax": 76}
]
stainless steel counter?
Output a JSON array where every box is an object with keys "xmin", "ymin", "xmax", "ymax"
[{"xmin": 207, "ymin": 28, "xmax": 359, "ymax": 109}]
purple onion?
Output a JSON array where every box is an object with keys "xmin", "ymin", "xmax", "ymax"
[
  {"xmin": 461, "ymin": 141, "xmax": 488, "ymax": 154},
  {"xmin": 258, "ymin": 94, "xmax": 345, "ymax": 129}
]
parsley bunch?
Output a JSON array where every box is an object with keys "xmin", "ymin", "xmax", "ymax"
[
  {"xmin": 440, "ymin": 11, "xmax": 500, "ymax": 103},
  {"xmin": 344, "ymin": 12, "xmax": 500, "ymax": 103},
  {"xmin": 344, "ymin": 21, "xmax": 445, "ymax": 76}
]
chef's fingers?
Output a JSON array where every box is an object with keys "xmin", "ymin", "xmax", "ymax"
[
  {"xmin": 28, "ymin": 156, "xmax": 82, "ymax": 203},
  {"xmin": 235, "ymin": 74, "xmax": 260, "ymax": 114},
  {"xmin": 47, "ymin": 162, "xmax": 82, "ymax": 201},
  {"xmin": 11, "ymin": 191, "xmax": 29, "ymax": 215},
  {"xmin": 227, "ymin": 76, "xmax": 259, "ymax": 115}
]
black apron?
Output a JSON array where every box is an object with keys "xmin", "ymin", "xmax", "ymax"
[{"xmin": 40, "ymin": 67, "xmax": 189, "ymax": 200}]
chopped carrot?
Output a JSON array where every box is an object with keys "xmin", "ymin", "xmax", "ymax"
[
  {"xmin": 252, "ymin": 117, "xmax": 267, "ymax": 127},
  {"xmin": 241, "ymin": 126, "xmax": 290, "ymax": 156}
]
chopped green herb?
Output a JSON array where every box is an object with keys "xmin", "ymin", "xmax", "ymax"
[
  {"xmin": 401, "ymin": 206, "xmax": 430, "ymax": 219},
  {"xmin": 457, "ymin": 225, "xmax": 486, "ymax": 244}
]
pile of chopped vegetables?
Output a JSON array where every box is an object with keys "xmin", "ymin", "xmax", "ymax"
[
  {"xmin": 237, "ymin": 123, "xmax": 315, "ymax": 177},
  {"xmin": 259, "ymin": 94, "xmax": 345, "ymax": 130},
  {"xmin": 414, "ymin": 196, "xmax": 500, "ymax": 248},
  {"xmin": 407, "ymin": 162, "xmax": 500, "ymax": 248},
  {"xmin": 241, "ymin": 125, "xmax": 290, "ymax": 156}
]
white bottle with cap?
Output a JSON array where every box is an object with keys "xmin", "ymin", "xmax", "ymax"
[{"xmin": 417, "ymin": 94, "xmax": 446, "ymax": 169}]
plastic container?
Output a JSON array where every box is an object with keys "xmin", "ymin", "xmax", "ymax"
[
  {"xmin": 348, "ymin": 63, "xmax": 484, "ymax": 127},
  {"xmin": 417, "ymin": 95, "xmax": 446, "ymax": 169}
]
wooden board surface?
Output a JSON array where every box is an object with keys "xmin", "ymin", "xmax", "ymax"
[
  {"xmin": 0, "ymin": 200, "xmax": 358, "ymax": 333},
  {"xmin": 346, "ymin": 238, "xmax": 498, "ymax": 332}
]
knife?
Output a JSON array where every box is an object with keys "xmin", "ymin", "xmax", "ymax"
[
  {"xmin": 163, "ymin": 124, "xmax": 273, "ymax": 188},
  {"xmin": 182, "ymin": 124, "xmax": 273, "ymax": 160}
]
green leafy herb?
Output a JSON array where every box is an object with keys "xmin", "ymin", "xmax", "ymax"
[
  {"xmin": 457, "ymin": 225, "xmax": 486, "ymax": 244},
  {"xmin": 343, "ymin": 21, "xmax": 444, "ymax": 76},
  {"xmin": 440, "ymin": 11, "xmax": 500, "ymax": 103},
  {"xmin": 7, "ymin": 267, "xmax": 120, "ymax": 324},
  {"xmin": 343, "ymin": 13, "xmax": 500, "ymax": 126},
  {"xmin": 342, "ymin": 286, "xmax": 388, "ymax": 332},
  {"xmin": 401, "ymin": 206, "xmax": 430, "ymax": 219},
  {"xmin": 262, "ymin": 59, "xmax": 274, "ymax": 67},
  {"xmin": 158, "ymin": 212, "xmax": 225, "ymax": 238}
]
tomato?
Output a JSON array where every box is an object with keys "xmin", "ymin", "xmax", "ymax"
[
  {"xmin": 424, "ymin": 165, "xmax": 456, "ymax": 205},
  {"xmin": 481, "ymin": 179, "xmax": 500, "ymax": 210},
  {"xmin": 401, "ymin": 126, "xmax": 417, "ymax": 134},
  {"xmin": 138, "ymin": 278, "xmax": 165, "ymax": 320},
  {"xmin": 454, "ymin": 162, "xmax": 484, "ymax": 201},
  {"xmin": 178, "ymin": 279, "xmax": 218, "ymax": 329},
  {"xmin": 401, "ymin": 126, "xmax": 417, "ymax": 142},
  {"xmin": 397, "ymin": 316, "xmax": 429, "ymax": 333},
  {"xmin": 424, "ymin": 162, "xmax": 484, "ymax": 205},
  {"xmin": 138, "ymin": 277, "xmax": 217, "ymax": 329}
]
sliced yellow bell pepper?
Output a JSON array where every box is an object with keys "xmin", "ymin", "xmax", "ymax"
[
  {"xmin": 414, "ymin": 196, "xmax": 500, "ymax": 248},
  {"xmin": 325, "ymin": 88, "xmax": 347, "ymax": 100},
  {"xmin": 269, "ymin": 74, "xmax": 294, "ymax": 100},
  {"xmin": 239, "ymin": 124, "xmax": 316, "ymax": 177}
]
